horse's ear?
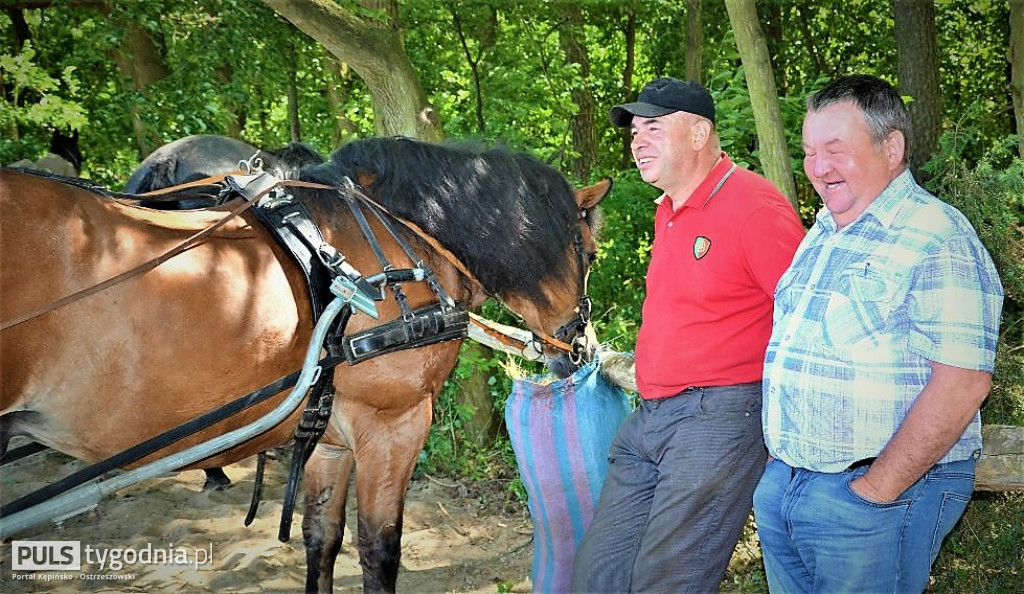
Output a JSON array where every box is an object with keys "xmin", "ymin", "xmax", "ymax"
[{"xmin": 575, "ymin": 178, "xmax": 613, "ymax": 209}]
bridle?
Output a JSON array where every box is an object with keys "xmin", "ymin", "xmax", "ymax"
[
  {"xmin": 336, "ymin": 181, "xmax": 597, "ymax": 365},
  {"xmin": 547, "ymin": 214, "xmax": 595, "ymax": 366}
]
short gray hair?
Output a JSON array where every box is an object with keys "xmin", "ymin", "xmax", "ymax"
[{"xmin": 807, "ymin": 75, "xmax": 911, "ymax": 164}]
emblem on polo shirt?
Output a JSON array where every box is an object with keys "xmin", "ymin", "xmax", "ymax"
[{"xmin": 693, "ymin": 236, "xmax": 711, "ymax": 260}]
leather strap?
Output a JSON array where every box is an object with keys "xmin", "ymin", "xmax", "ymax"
[{"xmin": 1, "ymin": 196, "xmax": 257, "ymax": 331}]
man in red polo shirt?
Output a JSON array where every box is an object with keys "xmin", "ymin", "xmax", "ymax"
[{"xmin": 571, "ymin": 77, "xmax": 804, "ymax": 593}]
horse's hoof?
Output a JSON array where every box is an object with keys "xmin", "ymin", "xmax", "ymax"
[{"xmin": 203, "ymin": 468, "xmax": 232, "ymax": 491}]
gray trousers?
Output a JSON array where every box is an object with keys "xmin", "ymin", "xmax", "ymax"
[{"xmin": 570, "ymin": 382, "xmax": 766, "ymax": 594}]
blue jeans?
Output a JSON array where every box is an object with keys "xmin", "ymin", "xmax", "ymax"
[
  {"xmin": 571, "ymin": 382, "xmax": 766, "ymax": 593},
  {"xmin": 753, "ymin": 454, "xmax": 978, "ymax": 593}
]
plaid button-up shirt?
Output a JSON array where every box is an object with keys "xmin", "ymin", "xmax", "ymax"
[{"xmin": 763, "ymin": 170, "xmax": 1003, "ymax": 472}]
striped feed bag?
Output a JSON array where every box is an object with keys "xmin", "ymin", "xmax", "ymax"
[{"xmin": 505, "ymin": 356, "xmax": 632, "ymax": 593}]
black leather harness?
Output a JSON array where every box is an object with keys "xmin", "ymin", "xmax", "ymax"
[{"xmin": 228, "ymin": 172, "xmax": 469, "ymax": 540}]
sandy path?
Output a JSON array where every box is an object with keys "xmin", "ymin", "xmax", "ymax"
[{"xmin": 1, "ymin": 442, "xmax": 534, "ymax": 593}]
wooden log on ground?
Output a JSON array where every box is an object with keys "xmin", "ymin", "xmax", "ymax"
[{"xmin": 978, "ymin": 425, "xmax": 1024, "ymax": 492}]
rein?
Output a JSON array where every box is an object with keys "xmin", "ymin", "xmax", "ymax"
[
  {"xmin": 0, "ymin": 195, "xmax": 255, "ymax": 331},
  {"xmin": 0, "ymin": 176, "xmax": 341, "ymax": 332},
  {"xmin": 1, "ymin": 173, "xmax": 583, "ymax": 356}
]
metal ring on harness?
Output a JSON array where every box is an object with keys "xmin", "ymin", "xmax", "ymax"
[{"xmin": 239, "ymin": 151, "xmax": 264, "ymax": 175}]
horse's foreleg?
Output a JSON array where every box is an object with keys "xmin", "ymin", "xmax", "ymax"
[
  {"xmin": 357, "ymin": 512, "xmax": 403, "ymax": 593},
  {"xmin": 202, "ymin": 467, "xmax": 231, "ymax": 491},
  {"xmin": 355, "ymin": 399, "xmax": 433, "ymax": 593},
  {"xmin": 302, "ymin": 442, "xmax": 355, "ymax": 594}
]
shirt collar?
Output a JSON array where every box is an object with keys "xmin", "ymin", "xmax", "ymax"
[
  {"xmin": 814, "ymin": 168, "xmax": 916, "ymax": 232},
  {"xmin": 654, "ymin": 152, "xmax": 734, "ymax": 209}
]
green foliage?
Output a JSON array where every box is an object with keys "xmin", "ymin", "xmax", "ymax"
[
  {"xmin": 935, "ymin": 0, "xmax": 1013, "ymax": 163},
  {"xmin": 0, "ymin": 38, "xmax": 87, "ymax": 163},
  {"xmin": 588, "ymin": 171, "xmax": 657, "ymax": 350},
  {"xmin": 1, "ymin": 2, "xmax": 379, "ymax": 185}
]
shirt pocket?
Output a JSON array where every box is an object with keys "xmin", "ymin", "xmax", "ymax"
[{"xmin": 822, "ymin": 263, "xmax": 899, "ymax": 356}]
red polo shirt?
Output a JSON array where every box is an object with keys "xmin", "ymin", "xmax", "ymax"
[{"xmin": 635, "ymin": 154, "xmax": 805, "ymax": 399}]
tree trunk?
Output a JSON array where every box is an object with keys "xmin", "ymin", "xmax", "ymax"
[
  {"xmin": 1011, "ymin": 0, "xmax": 1024, "ymax": 160},
  {"xmin": 893, "ymin": 0, "xmax": 942, "ymax": 176},
  {"xmin": 450, "ymin": 7, "xmax": 486, "ymax": 134},
  {"xmin": 620, "ymin": 7, "xmax": 636, "ymax": 170},
  {"xmin": 684, "ymin": 0, "xmax": 703, "ymax": 84},
  {"xmin": 759, "ymin": 0, "xmax": 785, "ymax": 92},
  {"xmin": 287, "ymin": 44, "xmax": 301, "ymax": 142},
  {"xmin": 457, "ymin": 342, "xmax": 499, "ymax": 448},
  {"xmin": 263, "ymin": 0, "xmax": 443, "ymax": 142},
  {"xmin": 110, "ymin": 19, "xmax": 169, "ymax": 157},
  {"xmin": 325, "ymin": 56, "xmax": 359, "ymax": 148},
  {"xmin": 723, "ymin": 0, "xmax": 798, "ymax": 209},
  {"xmin": 217, "ymin": 65, "xmax": 244, "ymax": 138},
  {"xmin": 557, "ymin": 1, "xmax": 597, "ymax": 182},
  {"xmin": 4, "ymin": 8, "xmax": 29, "ymax": 141},
  {"xmin": 6, "ymin": 8, "xmax": 30, "ymax": 51}
]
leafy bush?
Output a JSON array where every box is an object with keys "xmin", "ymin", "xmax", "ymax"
[
  {"xmin": 0, "ymin": 39, "xmax": 87, "ymax": 165},
  {"xmin": 588, "ymin": 170, "xmax": 657, "ymax": 351}
]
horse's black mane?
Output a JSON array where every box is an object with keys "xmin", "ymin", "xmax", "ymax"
[
  {"xmin": 6, "ymin": 137, "xmax": 584, "ymax": 304},
  {"xmin": 266, "ymin": 142, "xmax": 325, "ymax": 177},
  {"xmin": 301, "ymin": 137, "xmax": 580, "ymax": 301}
]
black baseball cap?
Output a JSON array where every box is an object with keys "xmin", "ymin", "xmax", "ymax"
[{"xmin": 609, "ymin": 77, "xmax": 716, "ymax": 127}]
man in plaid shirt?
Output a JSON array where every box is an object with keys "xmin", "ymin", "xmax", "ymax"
[{"xmin": 755, "ymin": 75, "xmax": 1003, "ymax": 593}]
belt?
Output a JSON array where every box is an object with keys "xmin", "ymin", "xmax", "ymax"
[{"xmin": 847, "ymin": 457, "xmax": 876, "ymax": 470}]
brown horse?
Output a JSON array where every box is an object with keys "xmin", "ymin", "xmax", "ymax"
[{"xmin": 0, "ymin": 137, "xmax": 610, "ymax": 592}]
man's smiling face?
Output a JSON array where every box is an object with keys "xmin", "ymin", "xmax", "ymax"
[
  {"xmin": 630, "ymin": 111, "xmax": 695, "ymax": 194},
  {"xmin": 802, "ymin": 100, "xmax": 903, "ymax": 229}
]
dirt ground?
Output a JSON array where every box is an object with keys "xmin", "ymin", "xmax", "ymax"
[
  {"xmin": 2, "ymin": 439, "xmax": 762, "ymax": 593},
  {"xmin": 1, "ymin": 441, "xmax": 536, "ymax": 593}
]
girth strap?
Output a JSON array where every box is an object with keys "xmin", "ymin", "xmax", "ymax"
[{"xmin": 227, "ymin": 173, "xmax": 354, "ymax": 542}]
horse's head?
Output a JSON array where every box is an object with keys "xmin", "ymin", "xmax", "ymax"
[
  {"xmin": 307, "ymin": 138, "xmax": 614, "ymax": 378},
  {"xmin": 503, "ymin": 178, "xmax": 612, "ymax": 378}
]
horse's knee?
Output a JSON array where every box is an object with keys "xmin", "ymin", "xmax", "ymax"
[
  {"xmin": 358, "ymin": 521, "xmax": 402, "ymax": 593},
  {"xmin": 302, "ymin": 485, "xmax": 343, "ymax": 546}
]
